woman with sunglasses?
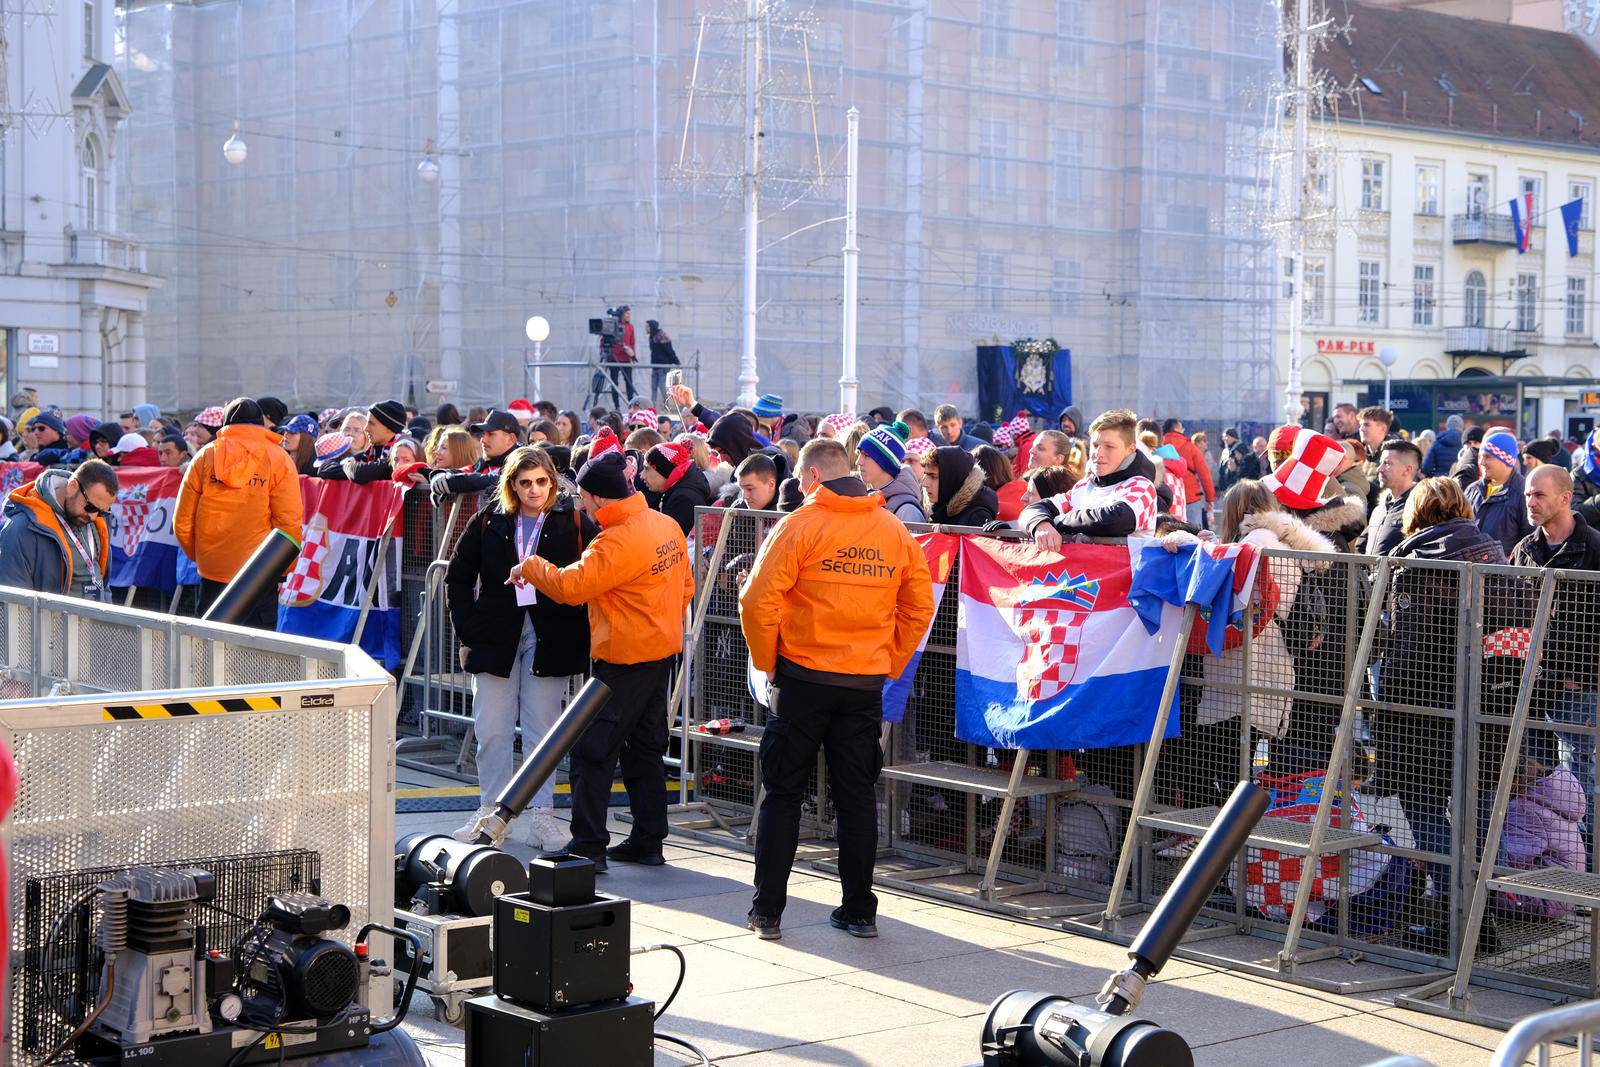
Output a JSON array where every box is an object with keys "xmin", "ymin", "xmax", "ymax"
[{"xmin": 445, "ymin": 446, "xmax": 596, "ymax": 850}]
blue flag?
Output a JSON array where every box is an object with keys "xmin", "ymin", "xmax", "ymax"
[{"xmin": 1561, "ymin": 198, "xmax": 1584, "ymax": 257}]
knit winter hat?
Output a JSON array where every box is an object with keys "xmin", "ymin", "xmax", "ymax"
[
  {"xmin": 577, "ymin": 451, "xmax": 634, "ymax": 499},
  {"xmin": 684, "ymin": 423, "xmax": 710, "ymax": 442},
  {"xmin": 315, "ymin": 433, "xmax": 352, "ymax": 461},
  {"xmin": 1006, "ymin": 411, "xmax": 1031, "ymax": 439},
  {"xmin": 993, "ymin": 425, "xmax": 1014, "ymax": 448},
  {"xmin": 1263, "ymin": 429, "xmax": 1344, "ymax": 511},
  {"xmin": 368, "ymin": 399, "xmax": 407, "ymax": 435},
  {"xmin": 588, "ymin": 426, "xmax": 622, "ymax": 461},
  {"xmin": 752, "ymin": 393, "xmax": 784, "ymax": 420},
  {"xmin": 1481, "ymin": 429, "xmax": 1520, "ymax": 476},
  {"xmin": 905, "ymin": 434, "xmax": 937, "ymax": 458},
  {"xmin": 196, "ymin": 405, "xmax": 226, "ymax": 429},
  {"xmin": 647, "ymin": 440, "xmax": 694, "ymax": 482},
  {"xmin": 858, "ymin": 426, "xmax": 906, "ymax": 475},
  {"xmin": 222, "ymin": 397, "xmax": 264, "ymax": 426},
  {"xmin": 65, "ymin": 414, "xmax": 99, "ymax": 448},
  {"xmin": 507, "ymin": 398, "xmax": 536, "ymax": 424},
  {"xmin": 820, "ymin": 413, "xmax": 855, "ymax": 439},
  {"xmin": 256, "ymin": 396, "xmax": 288, "ymax": 428},
  {"xmin": 629, "ymin": 407, "xmax": 659, "ymax": 428},
  {"xmin": 28, "ymin": 411, "xmax": 66, "ymax": 439}
]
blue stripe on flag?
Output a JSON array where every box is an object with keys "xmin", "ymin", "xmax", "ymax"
[
  {"xmin": 955, "ymin": 666, "xmax": 1175, "ymax": 750},
  {"xmin": 277, "ymin": 598, "xmax": 402, "ymax": 668}
]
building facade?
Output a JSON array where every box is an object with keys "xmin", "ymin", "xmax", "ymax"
[
  {"xmin": 113, "ymin": 0, "xmax": 1281, "ymax": 425},
  {"xmin": 1284, "ymin": 3, "xmax": 1600, "ymax": 440},
  {"xmin": 0, "ymin": 0, "xmax": 161, "ymax": 414}
]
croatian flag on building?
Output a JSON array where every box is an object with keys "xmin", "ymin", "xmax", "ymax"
[
  {"xmin": 276, "ymin": 479, "xmax": 406, "ymax": 668},
  {"xmin": 955, "ymin": 538, "xmax": 1185, "ymax": 750},
  {"xmin": 105, "ymin": 467, "xmax": 196, "ymax": 591},
  {"xmin": 1510, "ymin": 191, "xmax": 1535, "ymax": 253},
  {"xmin": 882, "ymin": 532, "xmax": 958, "ymax": 723}
]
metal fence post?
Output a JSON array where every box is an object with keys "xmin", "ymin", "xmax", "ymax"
[
  {"xmin": 1447, "ymin": 571, "xmax": 1558, "ymax": 1008},
  {"xmin": 1278, "ymin": 558, "xmax": 1391, "ymax": 967},
  {"xmin": 1101, "ymin": 604, "xmax": 1198, "ymax": 929}
]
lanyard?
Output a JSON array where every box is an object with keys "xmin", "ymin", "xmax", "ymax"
[
  {"xmin": 59, "ymin": 514, "xmax": 99, "ymax": 582},
  {"xmin": 515, "ymin": 513, "xmax": 546, "ymax": 562}
]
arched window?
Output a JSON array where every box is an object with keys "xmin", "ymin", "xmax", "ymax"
[
  {"xmin": 80, "ymin": 137, "xmax": 101, "ymax": 231},
  {"xmin": 1463, "ymin": 270, "xmax": 1486, "ymax": 328}
]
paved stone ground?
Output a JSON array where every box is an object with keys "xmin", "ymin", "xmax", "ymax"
[{"xmin": 389, "ymin": 805, "xmax": 1575, "ymax": 1066}]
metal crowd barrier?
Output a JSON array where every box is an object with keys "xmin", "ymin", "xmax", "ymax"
[
  {"xmin": 680, "ymin": 506, "xmax": 1600, "ymax": 1024},
  {"xmin": 0, "ymin": 588, "xmax": 396, "ymax": 1062}
]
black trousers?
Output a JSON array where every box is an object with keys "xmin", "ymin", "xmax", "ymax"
[
  {"xmin": 568, "ymin": 657, "xmax": 672, "ymax": 854},
  {"xmin": 199, "ymin": 577, "xmax": 279, "ymax": 631},
  {"xmin": 752, "ymin": 673, "xmax": 883, "ymax": 920}
]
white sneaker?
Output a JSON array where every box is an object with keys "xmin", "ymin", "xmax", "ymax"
[
  {"xmin": 522, "ymin": 808, "xmax": 567, "ymax": 852},
  {"xmin": 451, "ymin": 806, "xmax": 495, "ymax": 843}
]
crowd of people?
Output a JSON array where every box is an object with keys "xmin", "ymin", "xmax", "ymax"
[{"xmin": 0, "ymin": 377, "xmax": 1597, "ymax": 944}]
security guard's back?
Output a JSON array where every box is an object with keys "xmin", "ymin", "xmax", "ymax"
[{"xmin": 739, "ymin": 437, "xmax": 934, "ymax": 940}]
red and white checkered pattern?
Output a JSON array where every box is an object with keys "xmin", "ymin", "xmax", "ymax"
[
  {"xmin": 629, "ymin": 408, "xmax": 659, "ymax": 428},
  {"xmin": 1238, "ymin": 802, "xmax": 1381, "ymax": 921},
  {"xmin": 1015, "ymin": 606, "xmax": 1085, "ymax": 701},
  {"xmin": 905, "ymin": 435, "xmax": 936, "ymax": 458},
  {"xmin": 1262, "ymin": 428, "xmax": 1344, "ymax": 510},
  {"xmin": 1063, "ymin": 475, "xmax": 1159, "ymax": 534},
  {"xmin": 820, "ymin": 413, "xmax": 855, "ymax": 438},
  {"xmin": 115, "ymin": 484, "xmax": 150, "ymax": 556},
  {"xmin": 280, "ymin": 513, "xmax": 331, "ymax": 607},
  {"xmin": 993, "ymin": 425, "xmax": 1014, "ymax": 448},
  {"xmin": 1484, "ymin": 627, "xmax": 1534, "ymax": 658},
  {"xmin": 1006, "ymin": 412, "xmax": 1031, "ymax": 439}
]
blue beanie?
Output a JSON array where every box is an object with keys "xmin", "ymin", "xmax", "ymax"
[
  {"xmin": 752, "ymin": 393, "xmax": 784, "ymax": 420},
  {"xmin": 858, "ymin": 425, "xmax": 906, "ymax": 475},
  {"xmin": 1481, "ymin": 430, "xmax": 1520, "ymax": 473}
]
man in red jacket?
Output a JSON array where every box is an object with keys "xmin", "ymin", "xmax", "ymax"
[{"xmin": 1162, "ymin": 418, "xmax": 1214, "ymax": 527}]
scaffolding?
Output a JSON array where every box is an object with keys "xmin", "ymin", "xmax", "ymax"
[{"xmin": 115, "ymin": 0, "xmax": 1282, "ymax": 423}]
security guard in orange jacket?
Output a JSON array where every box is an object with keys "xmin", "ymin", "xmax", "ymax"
[
  {"xmin": 739, "ymin": 437, "xmax": 935, "ymax": 939},
  {"xmin": 516, "ymin": 450, "xmax": 693, "ymax": 870}
]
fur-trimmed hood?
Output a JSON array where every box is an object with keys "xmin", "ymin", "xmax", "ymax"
[
  {"xmin": 1238, "ymin": 509, "xmax": 1336, "ymax": 563},
  {"xmin": 1288, "ymin": 494, "xmax": 1365, "ymax": 535},
  {"xmin": 945, "ymin": 463, "xmax": 987, "ymax": 517}
]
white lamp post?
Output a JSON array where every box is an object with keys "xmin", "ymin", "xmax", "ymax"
[
  {"xmin": 525, "ymin": 315, "xmax": 550, "ymax": 400},
  {"xmin": 418, "ymin": 139, "xmax": 440, "ymax": 184},
  {"xmin": 1379, "ymin": 345, "xmax": 1398, "ymax": 412}
]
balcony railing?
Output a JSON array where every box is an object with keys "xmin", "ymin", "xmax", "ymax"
[
  {"xmin": 66, "ymin": 230, "xmax": 147, "ymax": 272},
  {"xmin": 1444, "ymin": 326, "xmax": 1537, "ymax": 357},
  {"xmin": 0, "ymin": 231, "xmax": 22, "ymax": 273},
  {"xmin": 1451, "ymin": 212, "xmax": 1517, "ymax": 247}
]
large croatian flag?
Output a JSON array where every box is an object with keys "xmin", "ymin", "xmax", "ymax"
[
  {"xmin": 105, "ymin": 467, "xmax": 195, "ymax": 591},
  {"xmin": 955, "ymin": 538, "xmax": 1185, "ymax": 750},
  {"xmin": 882, "ymin": 532, "xmax": 958, "ymax": 723},
  {"xmin": 276, "ymin": 479, "xmax": 406, "ymax": 668}
]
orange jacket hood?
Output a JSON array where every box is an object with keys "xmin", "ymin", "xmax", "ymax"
[
  {"xmin": 211, "ymin": 424, "xmax": 286, "ymax": 488},
  {"xmin": 8, "ymin": 476, "xmax": 110, "ymax": 585},
  {"xmin": 740, "ymin": 481, "xmax": 935, "ymax": 679},
  {"xmin": 518, "ymin": 491, "xmax": 694, "ymax": 664}
]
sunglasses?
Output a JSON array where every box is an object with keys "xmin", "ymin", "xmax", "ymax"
[
  {"xmin": 74, "ymin": 484, "xmax": 107, "ymax": 516},
  {"xmin": 514, "ymin": 476, "xmax": 552, "ymax": 489}
]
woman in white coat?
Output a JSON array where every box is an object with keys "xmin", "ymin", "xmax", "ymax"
[{"xmin": 1164, "ymin": 480, "xmax": 1335, "ymax": 802}]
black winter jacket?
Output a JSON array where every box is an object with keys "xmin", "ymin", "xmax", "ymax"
[
  {"xmin": 445, "ymin": 495, "xmax": 597, "ymax": 678},
  {"xmin": 431, "ymin": 448, "xmax": 513, "ymax": 499},
  {"xmin": 929, "ymin": 446, "xmax": 997, "ymax": 527},
  {"xmin": 659, "ymin": 465, "xmax": 714, "ymax": 536},
  {"xmin": 1021, "ymin": 449, "xmax": 1159, "ymax": 538},
  {"xmin": 1510, "ymin": 511, "xmax": 1600, "ymax": 692},
  {"xmin": 1466, "ymin": 469, "xmax": 1534, "ymax": 555}
]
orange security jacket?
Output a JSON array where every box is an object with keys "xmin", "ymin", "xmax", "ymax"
[
  {"xmin": 174, "ymin": 424, "xmax": 304, "ymax": 583},
  {"xmin": 518, "ymin": 492, "xmax": 693, "ymax": 665},
  {"xmin": 740, "ymin": 482, "xmax": 935, "ymax": 680},
  {"xmin": 6, "ymin": 477, "xmax": 110, "ymax": 587}
]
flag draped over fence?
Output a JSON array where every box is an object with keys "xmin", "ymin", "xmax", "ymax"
[
  {"xmin": 105, "ymin": 467, "xmax": 193, "ymax": 590},
  {"xmin": 275, "ymin": 479, "xmax": 406, "ymax": 668},
  {"xmin": 955, "ymin": 538, "xmax": 1186, "ymax": 750},
  {"xmin": 1127, "ymin": 538, "xmax": 1262, "ymax": 655}
]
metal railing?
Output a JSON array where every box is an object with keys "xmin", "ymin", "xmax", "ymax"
[
  {"xmin": 1452, "ymin": 212, "xmax": 1517, "ymax": 246},
  {"xmin": 0, "ymin": 589, "xmax": 396, "ymax": 1063},
  {"xmin": 1444, "ymin": 326, "xmax": 1538, "ymax": 357}
]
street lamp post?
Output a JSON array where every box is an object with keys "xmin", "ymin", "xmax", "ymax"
[
  {"xmin": 525, "ymin": 316, "xmax": 550, "ymax": 401},
  {"xmin": 1379, "ymin": 345, "xmax": 1398, "ymax": 413}
]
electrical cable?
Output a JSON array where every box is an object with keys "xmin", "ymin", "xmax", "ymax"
[
  {"xmin": 631, "ymin": 942, "xmax": 687, "ymax": 1020},
  {"xmin": 654, "ymin": 1031, "xmax": 712, "ymax": 1065}
]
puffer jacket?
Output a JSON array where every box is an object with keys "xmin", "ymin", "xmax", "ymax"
[
  {"xmin": 1422, "ymin": 427, "xmax": 1461, "ymax": 478},
  {"xmin": 929, "ymin": 446, "xmax": 997, "ymax": 527},
  {"xmin": 517, "ymin": 491, "xmax": 692, "ymax": 664},
  {"xmin": 1163, "ymin": 431, "xmax": 1215, "ymax": 504},
  {"xmin": 739, "ymin": 478, "xmax": 934, "ymax": 682},
  {"xmin": 0, "ymin": 471, "xmax": 109, "ymax": 594},
  {"xmin": 1282, "ymin": 492, "xmax": 1366, "ymax": 552},
  {"xmin": 174, "ymin": 423, "xmax": 303, "ymax": 582},
  {"xmin": 879, "ymin": 464, "xmax": 928, "ymax": 524},
  {"xmin": 1466, "ymin": 468, "xmax": 1534, "ymax": 555},
  {"xmin": 1498, "ymin": 766, "xmax": 1586, "ymax": 918}
]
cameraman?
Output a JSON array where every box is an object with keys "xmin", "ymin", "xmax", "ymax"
[
  {"xmin": 512, "ymin": 450, "xmax": 693, "ymax": 871},
  {"xmin": 594, "ymin": 306, "xmax": 638, "ymax": 410}
]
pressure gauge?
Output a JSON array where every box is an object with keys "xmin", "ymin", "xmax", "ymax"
[{"xmin": 217, "ymin": 993, "xmax": 244, "ymax": 1023}]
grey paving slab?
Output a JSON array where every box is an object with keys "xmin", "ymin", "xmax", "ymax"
[
  {"xmin": 1191, "ymin": 1010, "xmax": 1497, "ymax": 1067},
  {"xmin": 1093, "ymin": 969, "xmax": 1359, "ymax": 1048},
  {"xmin": 709, "ymin": 1014, "xmax": 985, "ymax": 1065},
  {"xmin": 632, "ymin": 939, "xmax": 819, "ymax": 1000}
]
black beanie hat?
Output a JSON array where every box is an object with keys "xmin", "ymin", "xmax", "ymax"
[
  {"xmin": 369, "ymin": 399, "xmax": 407, "ymax": 435},
  {"xmin": 577, "ymin": 451, "xmax": 633, "ymax": 499},
  {"xmin": 222, "ymin": 396, "xmax": 264, "ymax": 426},
  {"xmin": 256, "ymin": 396, "xmax": 288, "ymax": 428}
]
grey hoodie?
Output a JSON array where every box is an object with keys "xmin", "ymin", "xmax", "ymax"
[{"xmin": 879, "ymin": 464, "xmax": 927, "ymax": 524}]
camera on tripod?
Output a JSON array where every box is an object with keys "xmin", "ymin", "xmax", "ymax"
[{"xmin": 587, "ymin": 310, "xmax": 621, "ymax": 344}]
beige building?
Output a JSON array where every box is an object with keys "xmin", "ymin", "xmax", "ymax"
[
  {"xmin": 116, "ymin": 0, "xmax": 1281, "ymax": 425},
  {"xmin": 1285, "ymin": 1, "xmax": 1600, "ymax": 439}
]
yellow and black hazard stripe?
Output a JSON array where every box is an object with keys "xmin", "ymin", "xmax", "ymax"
[{"xmin": 102, "ymin": 696, "xmax": 282, "ymax": 721}]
